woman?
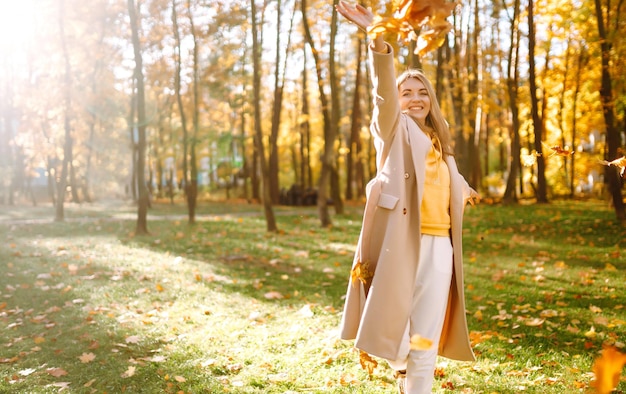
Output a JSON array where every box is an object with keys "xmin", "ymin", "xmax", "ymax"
[{"xmin": 336, "ymin": 2, "xmax": 479, "ymax": 393}]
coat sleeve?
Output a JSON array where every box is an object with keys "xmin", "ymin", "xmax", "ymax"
[{"xmin": 369, "ymin": 43, "xmax": 400, "ymax": 143}]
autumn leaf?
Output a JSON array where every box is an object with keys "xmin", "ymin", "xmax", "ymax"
[
  {"xmin": 598, "ymin": 156, "xmax": 626, "ymax": 177},
  {"xmin": 359, "ymin": 350, "xmax": 378, "ymax": 375},
  {"xmin": 121, "ymin": 365, "xmax": 136, "ymax": 378},
  {"xmin": 410, "ymin": 334, "xmax": 433, "ymax": 350},
  {"xmin": 350, "ymin": 260, "xmax": 374, "ymax": 285},
  {"xmin": 591, "ymin": 346, "xmax": 626, "ymax": 394},
  {"xmin": 46, "ymin": 367, "xmax": 68, "ymax": 377},
  {"xmin": 264, "ymin": 291, "xmax": 284, "ymax": 300},
  {"xmin": 78, "ymin": 352, "xmax": 96, "ymax": 363},
  {"xmin": 125, "ymin": 335, "xmax": 141, "ymax": 344},
  {"xmin": 368, "ymin": 0, "xmax": 457, "ymax": 56}
]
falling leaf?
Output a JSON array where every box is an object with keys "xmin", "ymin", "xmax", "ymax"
[
  {"xmin": 121, "ymin": 365, "xmax": 136, "ymax": 378},
  {"xmin": 410, "ymin": 334, "xmax": 433, "ymax": 350},
  {"xmin": 598, "ymin": 156, "xmax": 626, "ymax": 177},
  {"xmin": 351, "ymin": 260, "xmax": 374, "ymax": 285},
  {"xmin": 358, "ymin": 350, "xmax": 378, "ymax": 375},
  {"xmin": 591, "ymin": 346, "xmax": 626, "ymax": 394},
  {"xmin": 78, "ymin": 352, "xmax": 96, "ymax": 363}
]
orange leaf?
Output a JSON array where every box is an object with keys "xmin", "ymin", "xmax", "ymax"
[
  {"xmin": 358, "ymin": 350, "xmax": 378, "ymax": 375},
  {"xmin": 591, "ymin": 346, "xmax": 626, "ymax": 394}
]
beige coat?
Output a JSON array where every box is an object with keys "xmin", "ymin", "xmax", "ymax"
[{"xmin": 339, "ymin": 45, "xmax": 475, "ymax": 362}]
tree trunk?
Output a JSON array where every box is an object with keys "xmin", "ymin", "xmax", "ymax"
[
  {"xmin": 171, "ymin": 0, "xmax": 191, "ymax": 216},
  {"xmin": 528, "ymin": 0, "xmax": 548, "ymax": 203},
  {"xmin": 187, "ymin": 0, "xmax": 200, "ymax": 224},
  {"xmin": 345, "ymin": 35, "xmax": 365, "ymax": 201},
  {"xmin": 55, "ymin": 0, "xmax": 72, "ymax": 222},
  {"xmin": 128, "ymin": 0, "xmax": 149, "ymax": 235},
  {"xmin": 251, "ymin": 0, "xmax": 277, "ymax": 232},
  {"xmin": 502, "ymin": 0, "xmax": 521, "ymax": 204},
  {"xmin": 302, "ymin": 0, "xmax": 340, "ymax": 226},
  {"xmin": 594, "ymin": 0, "xmax": 625, "ymax": 221},
  {"xmin": 300, "ymin": 50, "xmax": 312, "ymax": 191}
]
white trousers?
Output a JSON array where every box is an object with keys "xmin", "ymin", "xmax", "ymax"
[{"xmin": 387, "ymin": 235, "xmax": 453, "ymax": 394}]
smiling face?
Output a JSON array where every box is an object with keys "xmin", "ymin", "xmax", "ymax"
[{"xmin": 398, "ymin": 77, "xmax": 431, "ymax": 124}]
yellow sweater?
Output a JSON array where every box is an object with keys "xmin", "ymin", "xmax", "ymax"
[{"xmin": 421, "ymin": 136, "xmax": 451, "ymax": 236}]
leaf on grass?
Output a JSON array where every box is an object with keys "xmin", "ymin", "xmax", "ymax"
[
  {"xmin": 121, "ymin": 365, "xmax": 136, "ymax": 378},
  {"xmin": 358, "ymin": 350, "xmax": 378, "ymax": 375},
  {"xmin": 125, "ymin": 335, "xmax": 141, "ymax": 344},
  {"xmin": 79, "ymin": 352, "xmax": 96, "ymax": 363},
  {"xmin": 264, "ymin": 291, "xmax": 283, "ymax": 300},
  {"xmin": 33, "ymin": 336, "xmax": 46, "ymax": 344},
  {"xmin": 524, "ymin": 318, "xmax": 544, "ymax": 327},
  {"xmin": 84, "ymin": 379, "xmax": 96, "ymax": 387},
  {"xmin": 174, "ymin": 375, "xmax": 186, "ymax": 382},
  {"xmin": 46, "ymin": 367, "xmax": 68, "ymax": 377},
  {"xmin": 591, "ymin": 346, "xmax": 626, "ymax": 394},
  {"xmin": 297, "ymin": 304, "xmax": 314, "ymax": 318},
  {"xmin": 19, "ymin": 368, "xmax": 37, "ymax": 376},
  {"xmin": 410, "ymin": 334, "xmax": 433, "ymax": 350},
  {"xmin": 156, "ymin": 283, "xmax": 165, "ymax": 292}
]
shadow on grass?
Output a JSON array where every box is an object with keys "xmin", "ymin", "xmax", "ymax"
[{"xmin": 0, "ymin": 220, "xmax": 231, "ymax": 393}]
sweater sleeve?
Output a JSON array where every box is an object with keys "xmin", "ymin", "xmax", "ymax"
[{"xmin": 369, "ymin": 43, "xmax": 400, "ymax": 143}]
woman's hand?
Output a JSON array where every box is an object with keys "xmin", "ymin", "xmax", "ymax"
[
  {"xmin": 466, "ymin": 188, "xmax": 481, "ymax": 206},
  {"xmin": 336, "ymin": 1, "xmax": 387, "ymax": 52},
  {"xmin": 336, "ymin": 1, "xmax": 374, "ymax": 33}
]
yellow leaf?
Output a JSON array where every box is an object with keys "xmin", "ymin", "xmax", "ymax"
[
  {"xmin": 410, "ymin": 334, "xmax": 433, "ymax": 350},
  {"xmin": 350, "ymin": 260, "xmax": 374, "ymax": 285},
  {"xmin": 156, "ymin": 283, "xmax": 164, "ymax": 292},
  {"xmin": 79, "ymin": 352, "xmax": 96, "ymax": 363},
  {"xmin": 33, "ymin": 336, "xmax": 46, "ymax": 344},
  {"xmin": 584, "ymin": 326, "xmax": 597, "ymax": 338},
  {"xmin": 591, "ymin": 346, "xmax": 626, "ymax": 394}
]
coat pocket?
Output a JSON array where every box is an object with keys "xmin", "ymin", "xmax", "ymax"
[{"xmin": 377, "ymin": 193, "xmax": 399, "ymax": 210}]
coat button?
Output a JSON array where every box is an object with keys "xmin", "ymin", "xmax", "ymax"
[{"xmin": 404, "ymin": 172, "xmax": 410, "ymax": 179}]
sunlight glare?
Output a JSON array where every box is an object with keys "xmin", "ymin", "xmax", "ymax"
[{"xmin": 0, "ymin": 0, "xmax": 37, "ymax": 62}]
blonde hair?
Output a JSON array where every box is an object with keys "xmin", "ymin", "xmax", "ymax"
[{"xmin": 396, "ymin": 69, "xmax": 454, "ymax": 156}]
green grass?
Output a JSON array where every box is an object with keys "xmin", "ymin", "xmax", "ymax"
[{"xmin": 0, "ymin": 199, "xmax": 625, "ymax": 393}]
